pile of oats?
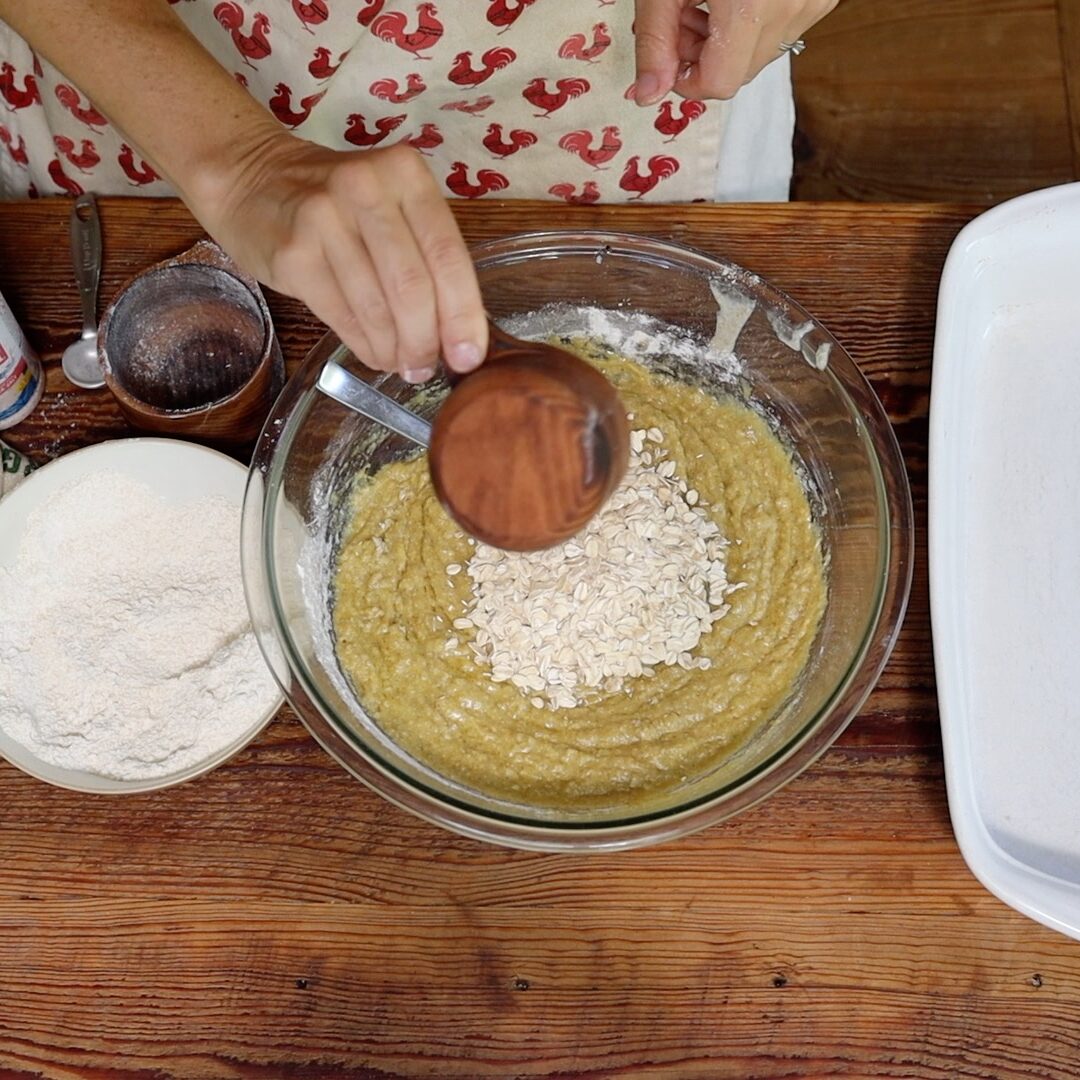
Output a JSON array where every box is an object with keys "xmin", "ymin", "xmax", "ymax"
[{"xmin": 447, "ymin": 427, "xmax": 741, "ymax": 710}]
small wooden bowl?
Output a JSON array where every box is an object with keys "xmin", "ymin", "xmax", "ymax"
[{"xmin": 98, "ymin": 240, "xmax": 284, "ymax": 444}]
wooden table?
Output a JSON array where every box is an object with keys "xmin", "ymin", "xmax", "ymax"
[{"xmin": 0, "ymin": 198, "xmax": 1076, "ymax": 1080}]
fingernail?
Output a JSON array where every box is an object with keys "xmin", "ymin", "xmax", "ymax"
[
  {"xmin": 635, "ymin": 73, "xmax": 661, "ymax": 106},
  {"xmin": 402, "ymin": 366, "xmax": 436, "ymax": 384},
  {"xmin": 446, "ymin": 341, "xmax": 484, "ymax": 372}
]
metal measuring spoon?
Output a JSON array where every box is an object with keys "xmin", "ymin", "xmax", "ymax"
[
  {"xmin": 61, "ymin": 193, "xmax": 105, "ymax": 389},
  {"xmin": 316, "ymin": 349, "xmax": 432, "ymax": 447}
]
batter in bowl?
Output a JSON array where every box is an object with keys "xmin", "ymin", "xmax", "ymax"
[{"xmin": 331, "ymin": 347, "xmax": 827, "ymax": 812}]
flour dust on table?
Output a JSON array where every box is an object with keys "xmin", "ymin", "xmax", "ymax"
[{"xmin": 0, "ymin": 470, "xmax": 279, "ymax": 780}]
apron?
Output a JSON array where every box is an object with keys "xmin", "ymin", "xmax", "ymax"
[{"xmin": 0, "ymin": 1, "xmax": 726, "ymax": 203}]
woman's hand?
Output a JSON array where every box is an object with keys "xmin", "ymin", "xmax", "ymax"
[
  {"xmin": 633, "ymin": 0, "xmax": 837, "ymax": 105},
  {"xmin": 190, "ymin": 132, "xmax": 488, "ymax": 384},
  {"xmin": 0, "ymin": 0, "xmax": 488, "ymax": 384}
]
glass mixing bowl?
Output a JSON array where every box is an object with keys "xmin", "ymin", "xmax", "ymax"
[{"xmin": 241, "ymin": 231, "xmax": 913, "ymax": 851}]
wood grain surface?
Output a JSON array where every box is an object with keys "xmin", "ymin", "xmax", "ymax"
[
  {"xmin": 792, "ymin": 0, "xmax": 1078, "ymax": 202},
  {"xmin": 1, "ymin": 198, "xmax": 1078, "ymax": 1080},
  {"xmin": 1058, "ymin": 0, "xmax": 1080, "ymax": 177}
]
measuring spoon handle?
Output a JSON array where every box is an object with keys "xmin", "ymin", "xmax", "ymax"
[
  {"xmin": 317, "ymin": 356, "xmax": 432, "ymax": 449},
  {"xmin": 70, "ymin": 193, "xmax": 101, "ymax": 336}
]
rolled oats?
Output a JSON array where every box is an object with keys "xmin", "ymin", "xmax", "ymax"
[{"xmin": 450, "ymin": 429, "xmax": 739, "ymax": 709}]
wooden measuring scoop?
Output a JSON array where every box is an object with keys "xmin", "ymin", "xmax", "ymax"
[
  {"xmin": 429, "ymin": 324, "xmax": 630, "ymax": 551},
  {"xmin": 316, "ymin": 325, "xmax": 631, "ymax": 551}
]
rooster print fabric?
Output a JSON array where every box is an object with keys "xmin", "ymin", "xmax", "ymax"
[{"xmin": 0, "ymin": 1, "xmax": 726, "ymax": 202}]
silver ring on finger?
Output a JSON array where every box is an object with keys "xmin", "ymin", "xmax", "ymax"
[{"xmin": 778, "ymin": 39, "xmax": 807, "ymax": 55}]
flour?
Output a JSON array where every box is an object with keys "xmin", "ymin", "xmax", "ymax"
[
  {"xmin": 0, "ymin": 470, "xmax": 280, "ymax": 780},
  {"xmin": 501, "ymin": 304, "xmax": 744, "ymax": 380}
]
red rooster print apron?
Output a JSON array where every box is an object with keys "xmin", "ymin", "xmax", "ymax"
[{"xmin": 0, "ymin": 1, "xmax": 728, "ymax": 203}]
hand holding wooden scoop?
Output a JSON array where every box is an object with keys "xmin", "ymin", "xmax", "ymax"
[{"xmin": 317, "ymin": 322, "xmax": 630, "ymax": 551}]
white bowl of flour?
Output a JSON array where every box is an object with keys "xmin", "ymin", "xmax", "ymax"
[{"xmin": 0, "ymin": 438, "xmax": 283, "ymax": 793}]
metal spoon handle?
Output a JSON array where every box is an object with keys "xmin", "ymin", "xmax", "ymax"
[
  {"xmin": 317, "ymin": 356, "xmax": 432, "ymax": 448},
  {"xmin": 70, "ymin": 193, "xmax": 101, "ymax": 336}
]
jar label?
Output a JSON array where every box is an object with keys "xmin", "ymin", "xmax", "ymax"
[{"xmin": 0, "ymin": 340, "xmax": 43, "ymax": 429}]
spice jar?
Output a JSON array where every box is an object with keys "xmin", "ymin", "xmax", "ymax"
[{"xmin": 0, "ymin": 291, "xmax": 43, "ymax": 431}]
